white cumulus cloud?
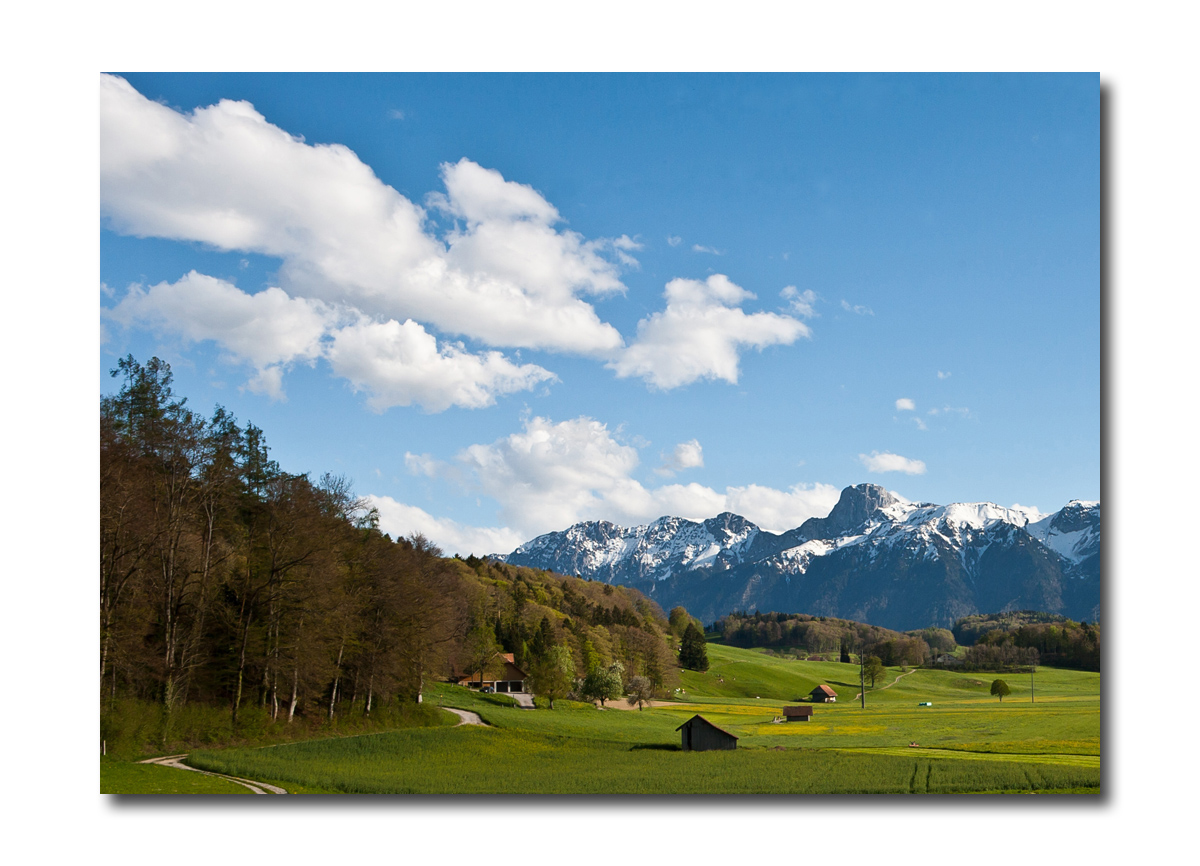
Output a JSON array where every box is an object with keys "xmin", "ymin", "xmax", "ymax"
[
  {"xmin": 365, "ymin": 495, "xmax": 524, "ymax": 557},
  {"xmin": 104, "ymin": 271, "xmax": 555, "ymax": 412},
  {"xmin": 724, "ymin": 483, "xmax": 843, "ymax": 532},
  {"xmin": 100, "ymin": 75, "xmax": 816, "ymax": 405},
  {"xmin": 1009, "ymin": 503, "xmax": 1047, "ymax": 523},
  {"xmin": 895, "ymin": 398, "xmax": 916, "ymax": 411},
  {"xmin": 404, "ymin": 452, "xmax": 444, "ymax": 477},
  {"xmin": 326, "ymin": 317, "xmax": 555, "ymax": 412},
  {"xmin": 106, "ymin": 271, "xmax": 337, "ymax": 400},
  {"xmin": 859, "ymin": 451, "xmax": 927, "ymax": 475},
  {"xmin": 448, "ymin": 415, "xmax": 839, "ymax": 538},
  {"xmin": 100, "ymin": 75, "xmax": 630, "ymax": 356},
  {"xmin": 657, "ymin": 439, "xmax": 705, "ymax": 476},
  {"xmin": 609, "ymin": 275, "xmax": 810, "ymax": 389}
]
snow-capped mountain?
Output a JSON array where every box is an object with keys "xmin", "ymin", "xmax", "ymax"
[{"xmin": 492, "ymin": 484, "xmax": 1101, "ymax": 630}]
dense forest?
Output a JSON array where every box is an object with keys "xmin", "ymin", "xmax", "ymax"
[
  {"xmin": 100, "ymin": 356, "xmax": 681, "ymax": 750},
  {"xmin": 712, "ymin": 608, "xmax": 1100, "ymax": 673},
  {"xmin": 712, "ymin": 611, "xmax": 952, "ymax": 667},
  {"xmin": 953, "ymin": 611, "xmax": 1100, "ymax": 671}
]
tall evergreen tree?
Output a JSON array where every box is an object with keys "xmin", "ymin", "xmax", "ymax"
[{"xmin": 679, "ymin": 622, "xmax": 709, "ymax": 672}]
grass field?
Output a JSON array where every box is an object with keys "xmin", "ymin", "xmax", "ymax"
[
  {"xmin": 100, "ymin": 759, "xmax": 253, "ymax": 795},
  {"xmin": 176, "ymin": 644, "xmax": 1100, "ymax": 794}
]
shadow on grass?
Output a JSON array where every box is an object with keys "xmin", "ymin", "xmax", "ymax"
[{"xmin": 628, "ymin": 743, "xmax": 680, "ymax": 751}]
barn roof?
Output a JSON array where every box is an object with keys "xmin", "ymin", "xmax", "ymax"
[
  {"xmin": 812, "ymin": 684, "xmax": 837, "ymax": 696},
  {"xmin": 783, "ymin": 705, "xmax": 813, "ymax": 716},
  {"xmin": 674, "ymin": 714, "xmax": 738, "ymax": 740},
  {"xmin": 451, "ymin": 654, "xmax": 528, "ymax": 681}
]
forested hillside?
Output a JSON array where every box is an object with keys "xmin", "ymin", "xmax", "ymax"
[
  {"xmin": 713, "ymin": 610, "xmax": 956, "ymax": 667},
  {"xmin": 953, "ymin": 611, "xmax": 1100, "ymax": 671},
  {"xmin": 100, "ymin": 356, "xmax": 678, "ymax": 751}
]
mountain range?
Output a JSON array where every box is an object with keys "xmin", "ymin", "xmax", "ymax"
[{"xmin": 491, "ymin": 483, "xmax": 1101, "ymax": 631}]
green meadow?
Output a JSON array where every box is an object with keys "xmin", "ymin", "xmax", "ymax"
[
  {"xmin": 99, "ymin": 758, "xmax": 253, "ymax": 795},
  {"xmin": 177, "ymin": 644, "xmax": 1100, "ymax": 794}
]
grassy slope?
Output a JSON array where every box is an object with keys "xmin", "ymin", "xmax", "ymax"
[
  {"xmin": 100, "ymin": 759, "xmax": 253, "ymax": 795},
  {"xmin": 185, "ymin": 645, "xmax": 1100, "ymax": 794},
  {"xmin": 190, "ymin": 726, "xmax": 1098, "ymax": 794},
  {"xmin": 99, "ymin": 704, "xmax": 462, "ymax": 794},
  {"xmin": 674, "ymin": 644, "xmax": 1101, "ymax": 756}
]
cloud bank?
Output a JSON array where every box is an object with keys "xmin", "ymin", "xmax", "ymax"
[
  {"xmin": 101, "ymin": 75, "xmax": 808, "ymax": 405},
  {"xmin": 447, "ymin": 415, "xmax": 839, "ymax": 540}
]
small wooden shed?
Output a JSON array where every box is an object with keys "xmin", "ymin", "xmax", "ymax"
[
  {"xmin": 809, "ymin": 684, "xmax": 838, "ymax": 703},
  {"xmin": 676, "ymin": 714, "xmax": 738, "ymax": 751},
  {"xmin": 783, "ymin": 706, "xmax": 813, "ymax": 722}
]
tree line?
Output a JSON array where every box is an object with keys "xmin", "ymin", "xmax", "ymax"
[
  {"xmin": 709, "ymin": 608, "xmax": 1100, "ymax": 673},
  {"xmin": 101, "ymin": 356, "xmax": 685, "ymax": 747},
  {"xmin": 712, "ymin": 610, "xmax": 946, "ymax": 666},
  {"xmin": 952, "ymin": 611, "xmax": 1100, "ymax": 671}
]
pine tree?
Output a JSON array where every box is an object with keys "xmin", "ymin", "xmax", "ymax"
[{"xmin": 679, "ymin": 622, "xmax": 709, "ymax": 672}]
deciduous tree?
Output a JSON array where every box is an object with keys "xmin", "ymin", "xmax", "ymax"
[
  {"xmin": 626, "ymin": 675, "xmax": 654, "ymax": 710},
  {"xmin": 528, "ymin": 645, "xmax": 575, "ymax": 709},
  {"xmin": 581, "ymin": 662, "xmax": 624, "ymax": 706},
  {"xmin": 863, "ymin": 656, "xmax": 885, "ymax": 688},
  {"xmin": 990, "ymin": 679, "xmax": 1011, "ymax": 701}
]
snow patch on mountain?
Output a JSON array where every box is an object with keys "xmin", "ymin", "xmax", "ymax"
[
  {"xmin": 496, "ymin": 484, "xmax": 1101, "ymax": 595},
  {"xmin": 1026, "ymin": 500, "xmax": 1101, "ymax": 564}
]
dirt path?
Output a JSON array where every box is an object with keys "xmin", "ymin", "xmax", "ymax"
[
  {"xmin": 853, "ymin": 667, "xmax": 920, "ymax": 701},
  {"xmin": 138, "ymin": 754, "xmax": 288, "ymax": 794},
  {"xmin": 591, "ymin": 699, "xmax": 676, "ymax": 711},
  {"xmin": 442, "ymin": 707, "xmax": 488, "ymax": 726}
]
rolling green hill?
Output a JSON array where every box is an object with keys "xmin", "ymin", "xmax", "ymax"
[{"xmin": 179, "ymin": 642, "xmax": 1100, "ymax": 794}]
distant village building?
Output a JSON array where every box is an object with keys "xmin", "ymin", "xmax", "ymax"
[
  {"xmin": 783, "ymin": 706, "xmax": 813, "ymax": 722},
  {"xmin": 809, "ymin": 684, "xmax": 838, "ymax": 703},
  {"xmin": 676, "ymin": 714, "xmax": 738, "ymax": 751},
  {"xmin": 453, "ymin": 653, "xmax": 528, "ymax": 693}
]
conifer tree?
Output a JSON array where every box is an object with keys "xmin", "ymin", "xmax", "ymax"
[{"xmin": 679, "ymin": 622, "xmax": 709, "ymax": 672}]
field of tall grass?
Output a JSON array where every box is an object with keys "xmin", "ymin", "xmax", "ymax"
[
  {"xmin": 100, "ymin": 695, "xmax": 456, "ymax": 761},
  {"xmin": 99, "ymin": 643, "xmax": 1098, "ymax": 794},
  {"xmin": 180, "ymin": 647, "xmax": 1100, "ymax": 794},
  {"xmin": 189, "ymin": 725, "xmax": 1099, "ymax": 794},
  {"xmin": 99, "ymin": 758, "xmax": 253, "ymax": 794}
]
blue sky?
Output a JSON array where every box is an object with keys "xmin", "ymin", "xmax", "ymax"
[{"xmin": 100, "ymin": 72, "xmax": 1099, "ymax": 555}]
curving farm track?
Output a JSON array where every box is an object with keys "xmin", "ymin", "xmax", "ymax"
[{"xmin": 138, "ymin": 754, "xmax": 288, "ymax": 794}]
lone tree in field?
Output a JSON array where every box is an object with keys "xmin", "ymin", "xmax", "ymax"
[
  {"xmin": 679, "ymin": 622, "xmax": 709, "ymax": 672},
  {"xmin": 863, "ymin": 656, "xmax": 886, "ymax": 688},
  {"xmin": 626, "ymin": 675, "xmax": 654, "ymax": 710},
  {"xmin": 990, "ymin": 678, "xmax": 1012, "ymax": 702},
  {"xmin": 528, "ymin": 645, "xmax": 575, "ymax": 709}
]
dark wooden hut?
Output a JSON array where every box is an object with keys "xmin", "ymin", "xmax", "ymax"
[
  {"xmin": 783, "ymin": 705, "xmax": 813, "ymax": 722},
  {"xmin": 675, "ymin": 714, "xmax": 738, "ymax": 751}
]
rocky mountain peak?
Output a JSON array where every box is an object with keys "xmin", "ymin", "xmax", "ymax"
[
  {"xmin": 797, "ymin": 482, "xmax": 902, "ymax": 540},
  {"xmin": 492, "ymin": 484, "xmax": 1100, "ymax": 629}
]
